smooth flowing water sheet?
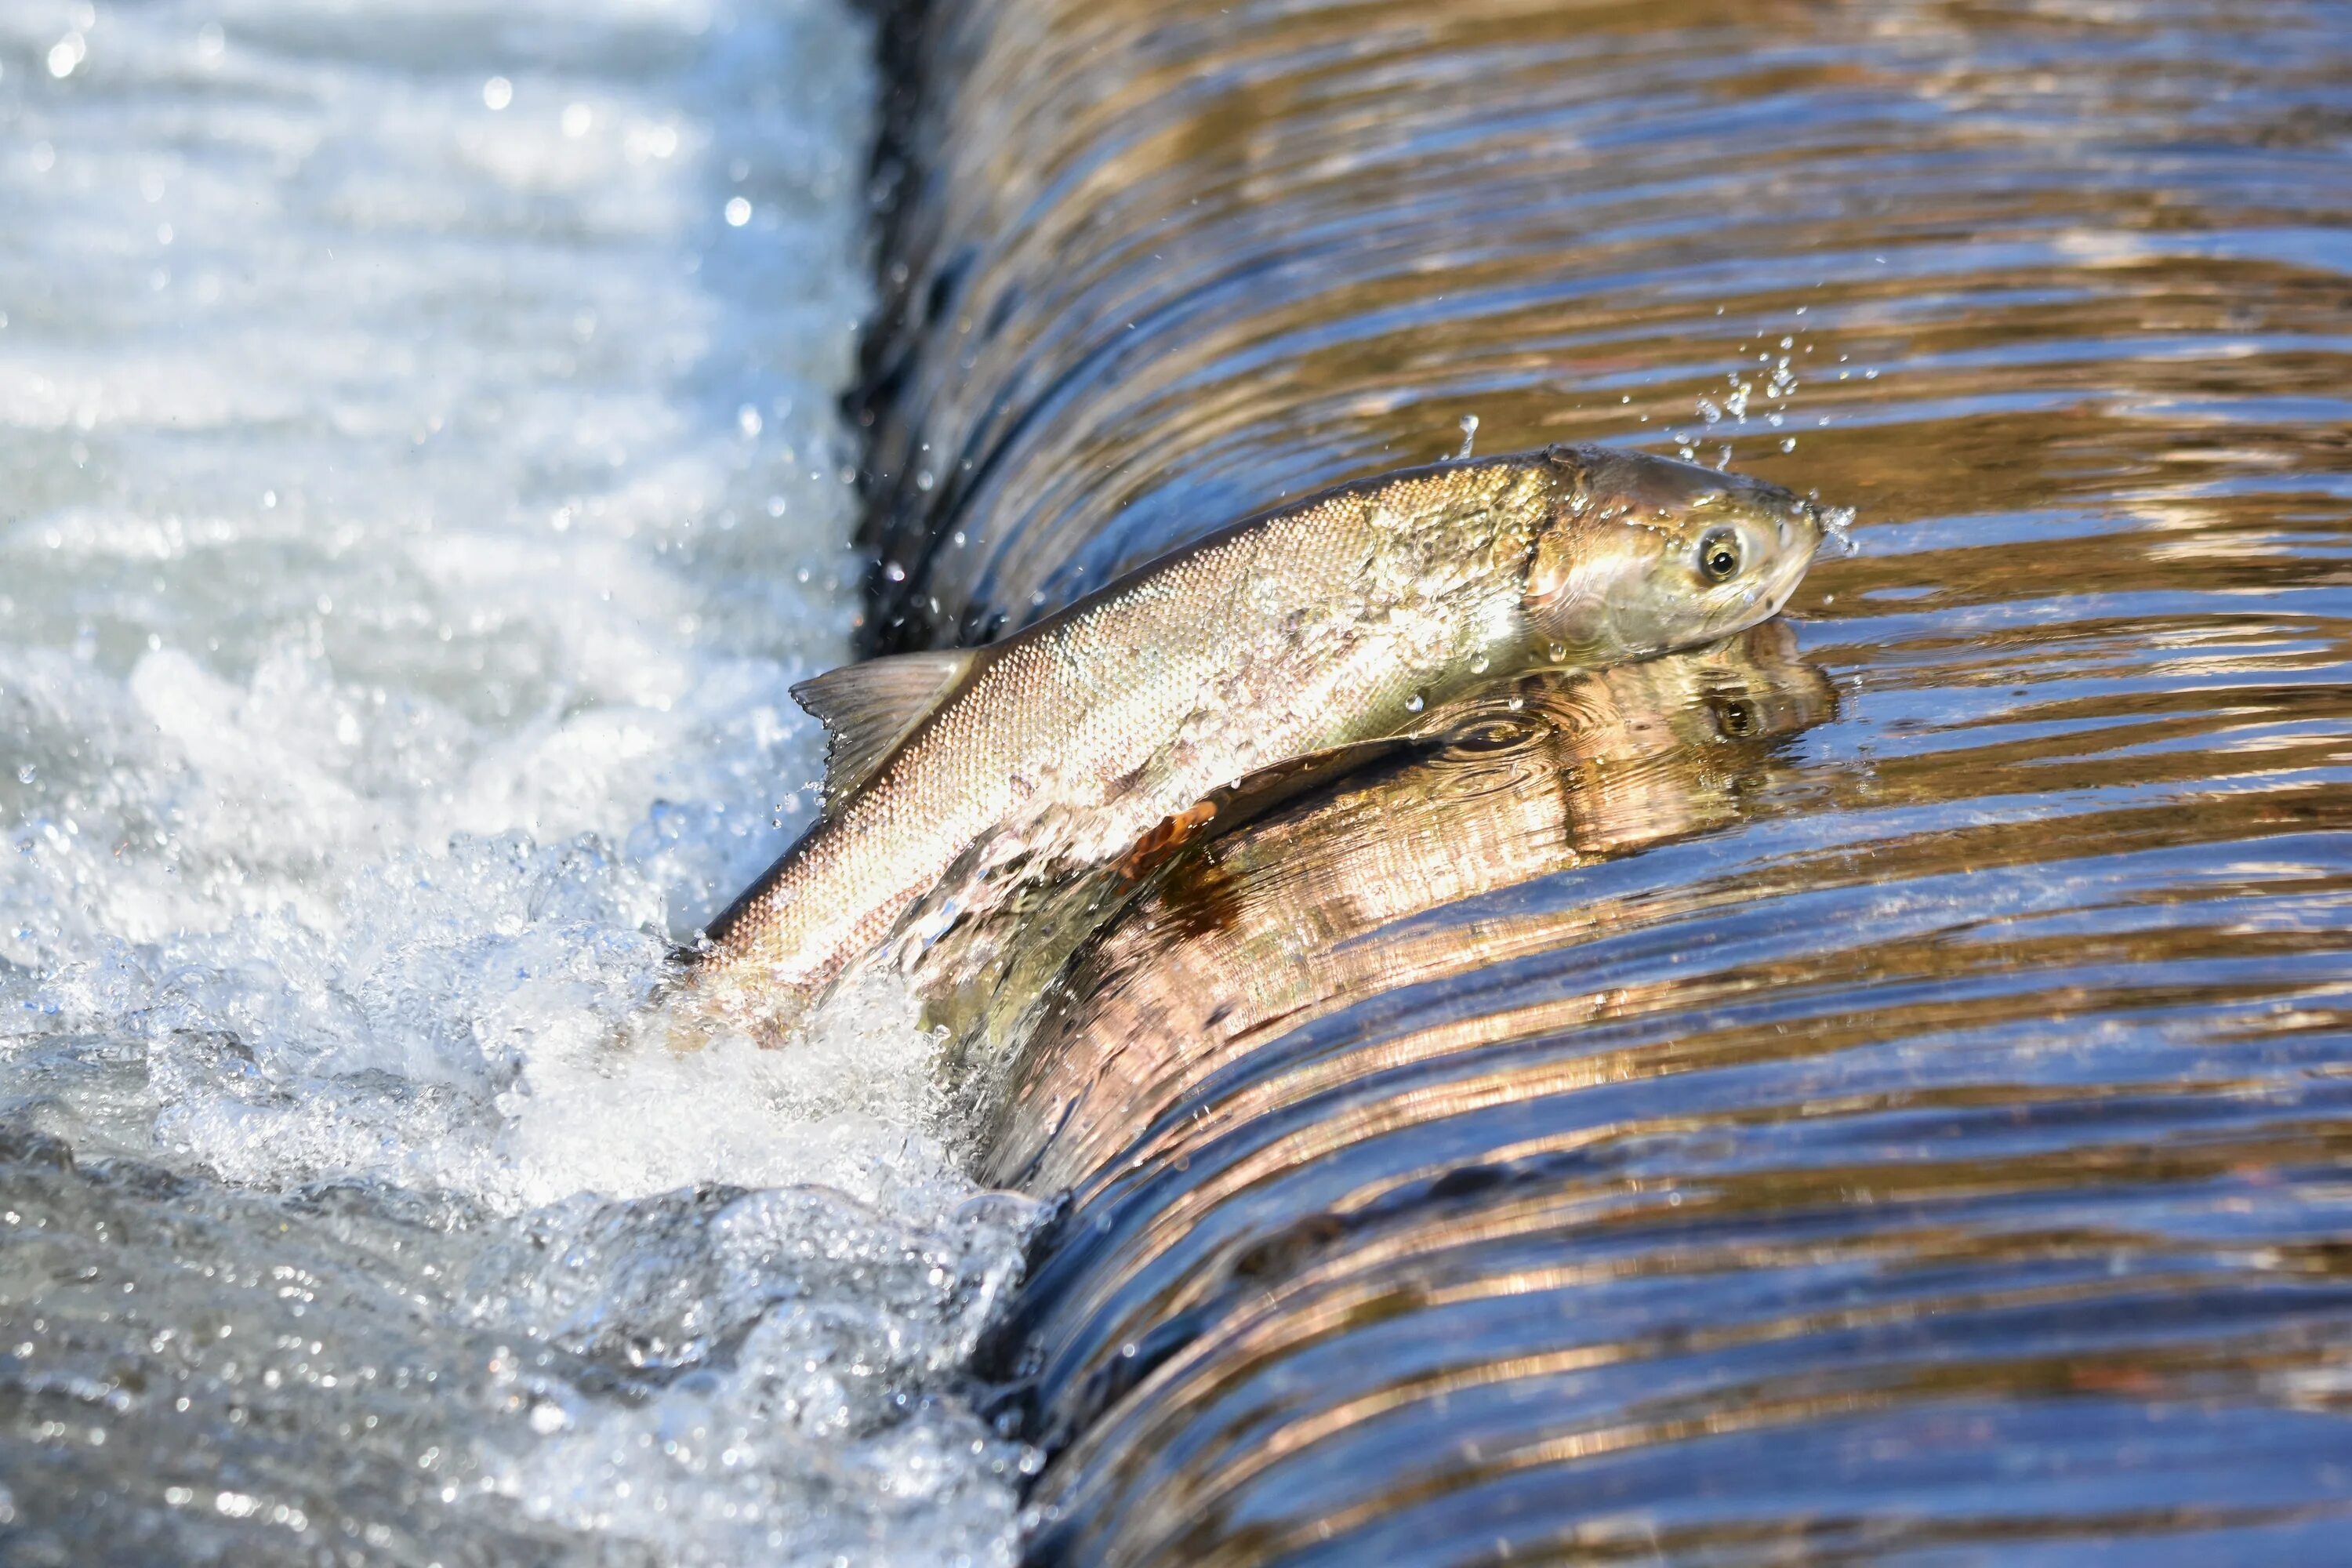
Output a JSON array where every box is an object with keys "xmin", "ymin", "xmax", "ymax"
[{"xmin": 853, "ymin": 1, "xmax": 2352, "ymax": 1562}]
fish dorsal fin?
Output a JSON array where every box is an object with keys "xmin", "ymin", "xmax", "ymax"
[{"xmin": 791, "ymin": 648, "xmax": 976, "ymax": 813}]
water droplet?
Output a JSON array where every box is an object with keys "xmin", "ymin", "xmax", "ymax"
[
  {"xmin": 724, "ymin": 197, "xmax": 752, "ymax": 227},
  {"xmin": 1405, "ymin": 693, "xmax": 1425, "ymax": 713},
  {"xmin": 482, "ymin": 76, "xmax": 513, "ymax": 111},
  {"xmin": 1547, "ymin": 642, "xmax": 1566, "ymax": 662},
  {"xmin": 561, "ymin": 103, "xmax": 592, "ymax": 138},
  {"xmin": 737, "ymin": 404, "xmax": 762, "ymax": 437},
  {"xmin": 1468, "ymin": 652, "xmax": 1490, "ymax": 674},
  {"xmin": 48, "ymin": 34, "xmax": 87, "ymax": 79}
]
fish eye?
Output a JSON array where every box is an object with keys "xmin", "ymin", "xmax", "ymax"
[{"xmin": 1698, "ymin": 528, "xmax": 1742, "ymax": 583}]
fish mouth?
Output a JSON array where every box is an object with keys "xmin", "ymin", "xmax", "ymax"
[
  {"xmin": 1780, "ymin": 491, "xmax": 1840, "ymax": 570},
  {"xmin": 1722, "ymin": 495, "xmax": 1829, "ymax": 633},
  {"xmin": 1766, "ymin": 532, "xmax": 1821, "ymax": 615},
  {"xmin": 1777, "ymin": 492, "xmax": 1854, "ymax": 564}
]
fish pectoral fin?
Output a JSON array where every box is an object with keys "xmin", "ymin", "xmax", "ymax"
[
  {"xmin": 1115, "ymin": 735, "xmax": 1425, "ymax": 884},
  {"xmin": 1116, "ymin": 799, "xmax": 1221, "ymax": 884},
  {"xmin": 790, "ymin": 648, "xmax": 978, "ymax": 813}
]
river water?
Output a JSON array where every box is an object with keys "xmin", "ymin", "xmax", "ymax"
[
  {"xmin": 0, "ymin": 2, "xmax": 1036, "ymax": 1563},
  {"xmin": 856, "ymin": 0, "xmax": 2352, "ymax": 1563},
  {"xmin": 9, "ymin": 0, "xmax": 2352, "ymax": 1563}
]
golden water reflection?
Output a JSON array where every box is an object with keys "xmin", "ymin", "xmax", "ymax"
[
  {"xmin": 859, "ymin": 0, "xmax": 2352, "ymax": 1559},
  {"xmin": 978, "ymin": 621, "xmax": 1835, "ymax": 1196}
]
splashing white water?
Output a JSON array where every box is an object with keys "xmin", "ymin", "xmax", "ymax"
[{"xmin": 0, "ymin": 0, "xmax": 1031, "ymax": 1560}]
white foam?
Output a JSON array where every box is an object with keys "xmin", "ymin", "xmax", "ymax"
[
  {"xmin": 0, "ymin": 0, "xmax": 1029, "ymax": 1559},
  {"xmin": 0, "ymin": 0, "xmax": 881, "ymax": 1188}
]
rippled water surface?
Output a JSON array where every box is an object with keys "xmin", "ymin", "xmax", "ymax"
[
  {"xmin": 1, "ymin": 2, "xmax": 1036, "ymax": 1563},
  {"xmin": 855, "ymin": 0, "xmax": 2352, "ymax": 1561}
]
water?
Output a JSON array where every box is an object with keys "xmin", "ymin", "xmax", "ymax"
[
  {"xmin": 11, "ymin": 0, "xmax": 2352, "ymax": 1559},
  {"xmin": 853, "ymin": 0, "xmax": 2352, "ymax": 1561},
  {"xmin": 0, "ymin": 1, "xmax": 1036, "ymax": 1562}
]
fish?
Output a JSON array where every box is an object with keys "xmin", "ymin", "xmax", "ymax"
[{"xmin": 678, "ymin": 442, "xmax": 1828, "ymax": 1042}]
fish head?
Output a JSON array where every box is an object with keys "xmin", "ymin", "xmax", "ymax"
[{"xmin": 1526, "ymin": 445, "xmax": 1824, "ymax": 662}]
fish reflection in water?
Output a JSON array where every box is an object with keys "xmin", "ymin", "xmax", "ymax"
[
  {"xmin": 961, "ymin": 612, "xmax": 2352, "ymax": 1566},
  {"xmin": 971, "ymin": 619, "xmax": 1834, "ymax": 1196}
]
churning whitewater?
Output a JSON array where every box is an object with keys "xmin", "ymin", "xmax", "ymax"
[{"xmin": 0, "ymin": 1, "xmax": 1034, "ymax": 1562}]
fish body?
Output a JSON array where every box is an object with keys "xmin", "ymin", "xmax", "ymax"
[{"xmin": 685, "ymin": 444, "xmax": 1824, "ymax": 1040}]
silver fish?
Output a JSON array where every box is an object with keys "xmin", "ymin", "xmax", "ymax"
[{"xmin": 681, "ymin": 444, "xmax": 1826, "ymax": 1040}]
